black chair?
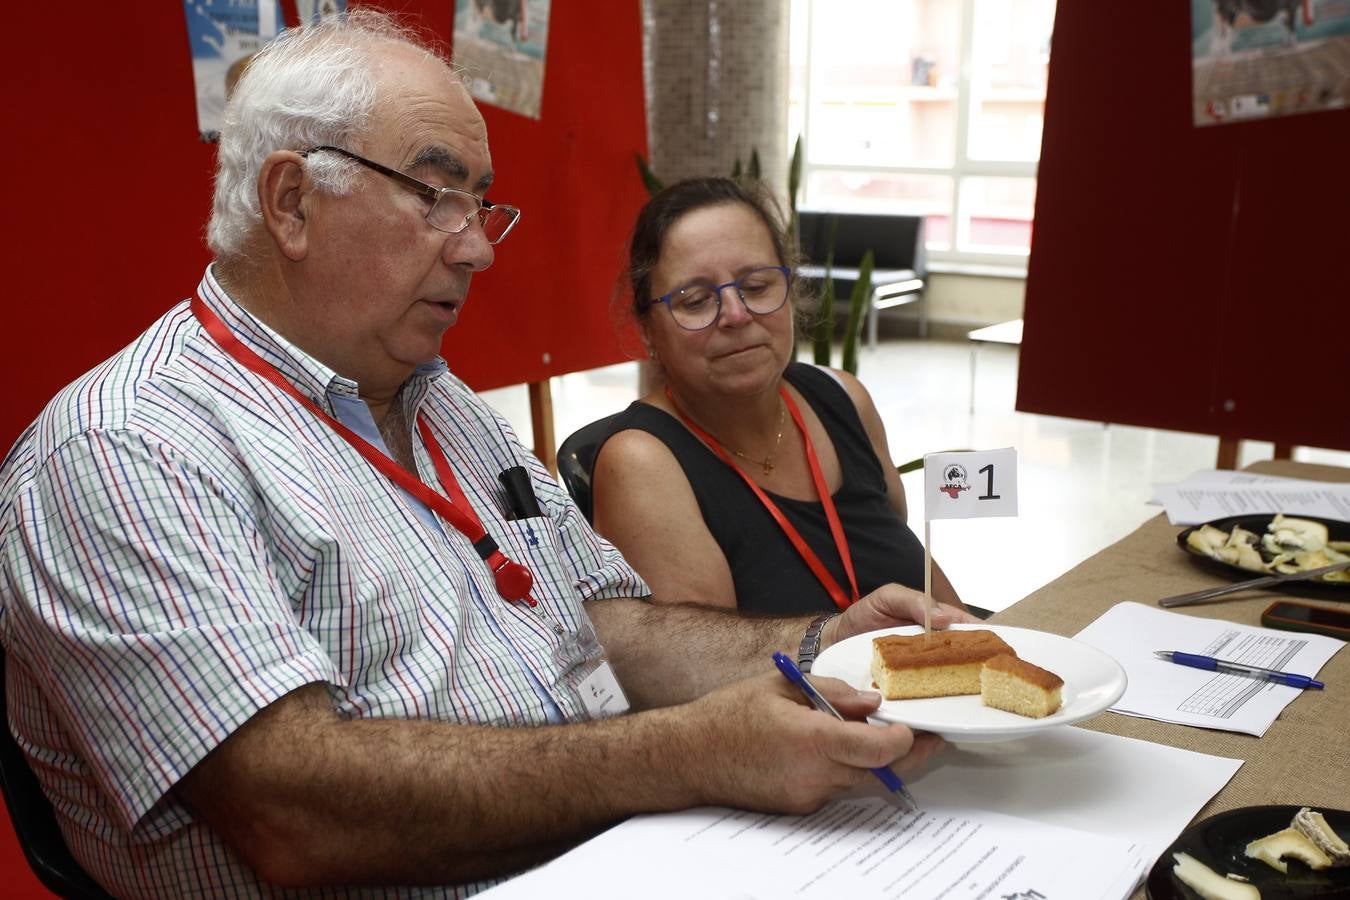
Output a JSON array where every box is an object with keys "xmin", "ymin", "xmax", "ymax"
[
  {"xmin": 797, "ymin": 210, "xmax": 928, "ymax": 345},
  {"xmin": 0, "ymin": 646, "xmax": 116, "ymax": 899},
  {"xmin": 556, "ymin": 411, "xmax": 626, "ymax": 526}
]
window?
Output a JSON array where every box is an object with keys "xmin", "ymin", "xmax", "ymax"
[{"xmin": 788, "ymin": 0, "xmax": 1054, "ymax": 264}]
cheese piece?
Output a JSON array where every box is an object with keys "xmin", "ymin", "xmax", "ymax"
[
  {"xmin": 1244, "ymin": 826, "xmax": 1332, "ymax": 873},
  {"xmin": 1171, "ymin": 852, "xmax": 1260, "ymax": 900},
  {"xmin": 1291, "ymin": 807, "xmax": 1350, "ymax": 866},
  {"xmin": 1268, "ymin": 514, "xmax": 1328, "ymax": 553},
  {"xmin": 1188, "ymin": 524, "xmax": 1229, "ymax": 556}
]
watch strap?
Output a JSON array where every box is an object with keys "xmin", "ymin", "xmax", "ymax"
[{"xmin": 797, "ymin": 611, "xmax": 841, "ymax": 673}]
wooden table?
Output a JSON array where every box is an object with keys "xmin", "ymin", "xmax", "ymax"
[{"xmin": 989, "ymin": 460, "xmax": 1350, "ymax": 896}]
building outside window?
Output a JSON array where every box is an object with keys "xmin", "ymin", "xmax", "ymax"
[{"xmin": 789, "ymin": 0, "xmax": 1055, "ymax": 266}]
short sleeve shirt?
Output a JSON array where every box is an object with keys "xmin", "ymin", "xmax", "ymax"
[{"xmin": 0, "ymin": 267, "xmax": 648, "ymax": 898}]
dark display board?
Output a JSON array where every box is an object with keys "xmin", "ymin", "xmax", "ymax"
[
  {"xmin": 0, "ymin": 2, "xmax": 647, "ymax": 453},
  {"xmin": 1018, "ymin": 0, "xmax": 1350, "ymax": 453}
]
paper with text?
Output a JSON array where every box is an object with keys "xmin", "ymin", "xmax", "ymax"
[
  {"xmin": 1149, "ymin": 470, "xmax": 1350, "ymax": 525},
  {"xmin": 911, "ymin": 727, "xmax": 1241, "ymax": 867},
  {"xmin": 1074, "ymin": 602, "xmax": 1345, "ymax": 735},
  {"xmin": 478, "ymin": 802, "xmax": 1144, "ymax": 900},
  {"xmin": 923, "ymin": 448, "xmax": 1018, "ymax": 520}
]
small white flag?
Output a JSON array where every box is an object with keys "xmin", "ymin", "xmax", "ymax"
[{"xmin": 923, "ymin": 448, "xmax": 1018, "ymax": 520}]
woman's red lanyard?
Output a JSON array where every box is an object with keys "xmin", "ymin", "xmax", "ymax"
[
  {"xmin": 665, "ymin": 385, "xmax": 861, "ymax": 612},
  {"xmin": 190, "ymin": 295, "xmax": 536, "ymax": 607}
]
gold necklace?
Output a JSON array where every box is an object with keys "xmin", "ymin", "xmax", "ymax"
[{"xmin": 722, "ymin": 399, "xmax": 787, "ymax": 476}]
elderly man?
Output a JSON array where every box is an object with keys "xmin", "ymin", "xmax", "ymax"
[{"xmin": 0, "ymin": 10, "xmax": 968, "ymax": 897}]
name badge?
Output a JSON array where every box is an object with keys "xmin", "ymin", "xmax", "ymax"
[{"xmin": 578, "ymin": 661, "xmax": 629, "ymax": 719}]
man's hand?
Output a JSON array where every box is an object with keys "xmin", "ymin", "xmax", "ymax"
[
  {"xmin": 829, "ymin": 583, "xmax": 982, "ymax": 648},
  {"xmin": 672, "ymin": 672, "xmax": 944, "ymax": 815}
]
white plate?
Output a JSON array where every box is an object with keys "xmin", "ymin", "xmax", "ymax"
[{"xmin": 810, "ymin": 624, "xmax": 1127, "ymax": 743}]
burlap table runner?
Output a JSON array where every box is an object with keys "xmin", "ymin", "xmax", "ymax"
[{"xmin": 988, "ymin": 460, "xmax": 1350, "ymax": 895}]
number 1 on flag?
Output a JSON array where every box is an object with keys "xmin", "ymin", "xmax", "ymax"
[{"xmin": 923, "ymin": 448, "xmax": 1019, "ymax": 519}]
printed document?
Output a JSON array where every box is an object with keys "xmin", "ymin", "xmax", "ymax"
[
  {"xmin": 910, "ymin": 726, "xmax": 1241, "ymax": 866},
  {"xmin": 1074, "ymin": 602, "xmax": 1345, "ymax": 735},
  {"xmin": 478, "ymin": 802, "xmax": 1144, "ymax": 900},
  {"xmin": 478, "ymin": 727, "xmax": 1246, "ymax": 899},
  {"xmin": 1150, "ymin": 469, "xmax": 1350, "ymax": 525}
]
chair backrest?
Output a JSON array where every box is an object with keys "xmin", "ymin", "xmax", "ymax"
[
  {"xmin": 0, "ymin": 646, "xmax": 115, "ymax": 899},
  {"xmin": 556, "ymin": 411, "xmax": 627, "ymax": 525},
  {"xmin": 797, "ymin": 210, "xmax": 926, "ymax": 276}
]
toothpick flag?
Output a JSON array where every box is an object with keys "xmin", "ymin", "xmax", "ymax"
[
  {"xmin": 923, "ymin": 448, "xmax": 1019, "ymax": 520},
  {"xmin": 919, "ymin": 448, "xmax": 1019, "ymax": 633}
]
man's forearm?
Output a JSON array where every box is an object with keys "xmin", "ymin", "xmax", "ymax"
[
  {"xmin": 177, "ymin": 683, "xmax": 711, "ymax": 888},
  {"xmin": 587, "ymin": 598, "xmax": 807, "ymax": 707}
]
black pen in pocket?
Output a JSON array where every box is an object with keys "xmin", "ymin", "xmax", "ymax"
[{"xmin": 499, "ymin": 466, "xmax": 543, "ymax": 520}]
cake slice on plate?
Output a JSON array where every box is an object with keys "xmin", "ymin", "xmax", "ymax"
[
  {"xmin": 870, "ymin": 630, "xmax": 1014, "ymax": 700},
  {"xmin": 980, "ymin": 653, "xmax": 1063, "ymax": 718}
]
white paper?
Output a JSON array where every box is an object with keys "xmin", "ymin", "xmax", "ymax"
[
  {"xmin": 478, "ymin": 802, "xmax": 1144, "ymax": 900},
  {"xmin": 909, "ymin": 727, "xmax": 1242, "ymax": 866},
  {"xmin": 1150, "ymin": 468, "xmax": 1300, "ymax": 502},
  {"xmin": 1074, "ymin": 602, "xmax": 1345, "ymax": 735},
  {"xmin": 924, "ymin": 447, "xmax": 1018, "ymax": 520},
  {"xmin": 1149, "ymin": 471, "xmax": 1350, "ymax": 525},
  {"xmin": 479, "ymin": 726, "xmax": 1247, "ymax": 899}
]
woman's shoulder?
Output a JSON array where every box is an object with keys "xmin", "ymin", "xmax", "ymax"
[
  {"xmin": 785, "ymin": 362, "xmax": 872, "ymax": 413},
  {"xmin": 604, "ymin": 400, "xmax": 684, "ymax": 448},
  {"xmin": 594, "ymin": 402, "xmax": 689, "ymax": 474}
]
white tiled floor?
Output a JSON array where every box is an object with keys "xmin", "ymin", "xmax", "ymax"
[{"xmin": 481, "ymin": 339, "xmax": 1350, "ymax": 614}]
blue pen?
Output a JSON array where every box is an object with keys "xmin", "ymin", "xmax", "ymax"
[
  {"xmin": 771, "ymin": 652, "xmax": 918, "ymax": 812},
  {"xmin": 1153, "ymin": 650, "xmax": 1325, "ymax": 690}
]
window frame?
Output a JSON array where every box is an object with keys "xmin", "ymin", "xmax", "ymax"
[{"xmin": 791, "ymin": 0, "xmax": 1048, "ymax": 267}]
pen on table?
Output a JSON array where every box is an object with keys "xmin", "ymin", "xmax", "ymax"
[
  {"xmin": 771, "ymin": 652, "xmax": 918, "ymax": 812},
  {"xmin": 1153, "ymin": 650, "xmax": 1324, "ymax": 690}
]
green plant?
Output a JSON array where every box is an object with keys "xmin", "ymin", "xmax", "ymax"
[
  {"xmin": 811, "ymin": 215, "xmax": 838, "ymax": 366},
  {"xmin": 808, "ymin": 215, "xmax": 872, "ymax": 376},
  {"xmin": 635, "ymin": 154, "xmax": 664, "ymax": 195},
  {"xmin": 840, "ymin": 251, "xmax": 874, "ymax": 375}
]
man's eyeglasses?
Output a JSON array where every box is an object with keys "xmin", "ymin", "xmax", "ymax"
[
  {"xmin": 299, "ymin": 145, "xmax": 521, "ymax": 244},
  {"xmin": 646, "ymin": 265, "xmax": 793, "ymax": 331}
]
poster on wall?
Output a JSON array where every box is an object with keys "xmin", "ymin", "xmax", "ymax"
[
  {"xmin": 1191, "ymin": 0, "xmax": 1350, "ymax": 126},
  {"xmin": 452, "ymin": 0, "xmax": 551, "ymax": 119},
  {"xmin": 184, "ymin": 0, "xmax": 346, "ymax": 141}
]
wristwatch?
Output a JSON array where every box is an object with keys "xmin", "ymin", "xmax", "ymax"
[{"xmin": 797, "ymin": 611, "xmax": 841, "ymax": 673}]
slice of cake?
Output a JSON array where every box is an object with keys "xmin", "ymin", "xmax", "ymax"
[
  {"xmin": 871, "ymin": 630, "xmax": 1014, "ymax": 700},
  {"xmin": 979, "ymin": 654, "xmax": 1063, "ymax": 718}
]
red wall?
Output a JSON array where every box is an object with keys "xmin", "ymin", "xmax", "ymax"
[
  {"xmin": 0, "ymin": 1, "xmax": 647, "ymax": 453},
  {"xmin": 0, "ymin": 2, "xmax": 646, "ymax": 890},
  {"xmin": 1018, "ymin": 1, "xmax": 1350, "ymax": 452}
]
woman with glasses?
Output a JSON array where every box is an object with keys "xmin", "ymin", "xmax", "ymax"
[{"xmin": 590, "ymin": 177, "xmax": 970, "ymax": 620}]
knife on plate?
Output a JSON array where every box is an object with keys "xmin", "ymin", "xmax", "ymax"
[{"xmin": 1159, "ymin": 559, "xmax": 1350, "ymax": 608}]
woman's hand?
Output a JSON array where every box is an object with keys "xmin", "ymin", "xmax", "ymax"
[{"xmin": 828, "ymin": 583, "xmax": 982, "ymax": 647}]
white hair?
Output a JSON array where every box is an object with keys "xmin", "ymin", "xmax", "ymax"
[{"xmin": 206, "ymin": 9, "xmax": 444, "ymax": 258}]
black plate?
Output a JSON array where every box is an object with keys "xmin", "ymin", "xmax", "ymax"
[
  {"xmin": 1177, "ymin": 514, "xmax": 1350, "ymax": 593},
  {"xmin": 1146, "ymin": 806, "xmax": 1350, "ymax": 899}
]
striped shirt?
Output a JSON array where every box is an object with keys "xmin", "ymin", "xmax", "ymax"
[{"xmin": 0, "ymin": 266, "xmax": 648, "ymax": 898}]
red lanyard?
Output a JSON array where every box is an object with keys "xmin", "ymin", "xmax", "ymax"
[
  {"xmin": 665, "ymin": 385, "xmax": 861, "ymax": 612},
  {"xmin": 190, "ymin": 295, "xmax": 536, "ymax": 607}
]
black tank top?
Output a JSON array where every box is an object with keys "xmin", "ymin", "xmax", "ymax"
[{"xmin": 601, "ymin": 363, "xmax": 925, "ymax": 615}]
